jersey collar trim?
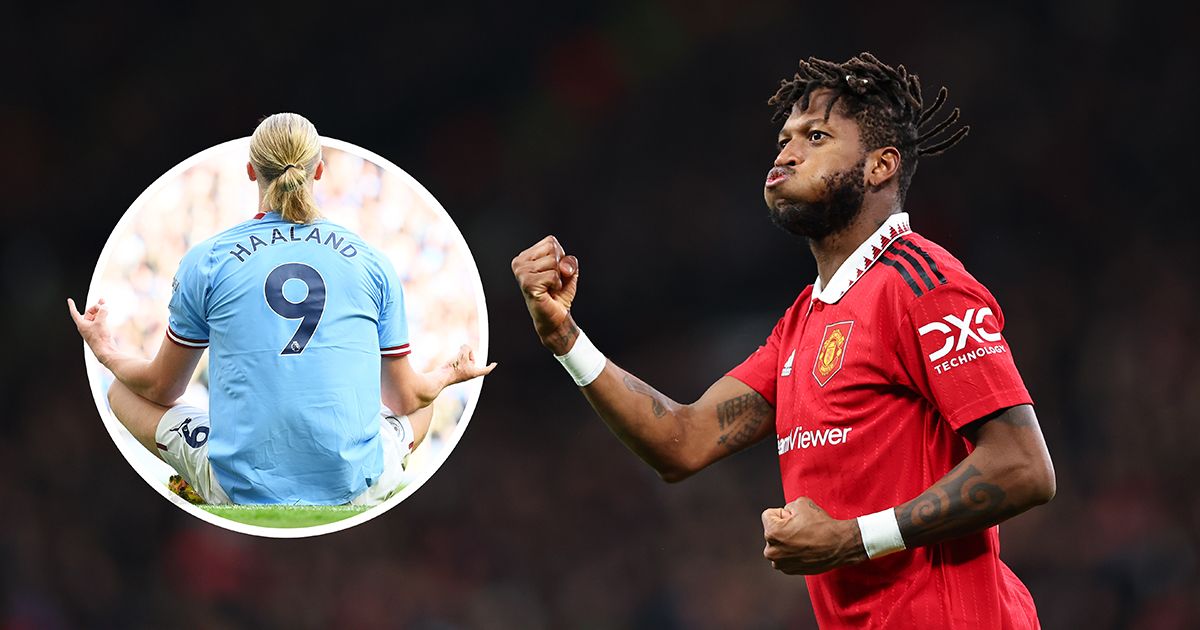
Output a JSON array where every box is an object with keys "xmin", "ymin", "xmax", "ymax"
[{"xmin": 811, "ymin": 212, "xmax": 912, "ymax": 304}]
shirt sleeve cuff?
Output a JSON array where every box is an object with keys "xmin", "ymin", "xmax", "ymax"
[
  {"xmin": 166, "ymin": 327, "xmax": 209, "ymax": 348},
  {"xmin": 944, "ymin": 388, "xmax": 1033, "ymax": 431},
  {"xmin": 724, "ymin": 371, "xmax": 777, "ymax": 408},
  {"xmin": 381, "ymin": 343, "xmax": 411, "ymax": 357}
]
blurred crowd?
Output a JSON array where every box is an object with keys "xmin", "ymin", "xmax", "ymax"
[{"xmin": 4, "ymin": 1, "xmax": 1198, "ymax": 628}]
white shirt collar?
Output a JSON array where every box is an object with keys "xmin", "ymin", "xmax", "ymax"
[{"xmin": 811, "ymin": 212, "xmax": 912, "ymax": 304}]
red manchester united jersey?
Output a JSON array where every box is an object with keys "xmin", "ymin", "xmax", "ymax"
[{"xmin": 728, "ymin": 213, "xmax": 1039, "ymax": 629}]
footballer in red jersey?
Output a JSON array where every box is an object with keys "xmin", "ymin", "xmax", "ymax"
[{"xmin": 512, "ymin": 52, "xmax": 1054, "ymax": 629}]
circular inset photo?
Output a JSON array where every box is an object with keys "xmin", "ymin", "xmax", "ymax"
[{"xmin": 70, "ymin": 114, "xmax": 492, "ymax": 537}]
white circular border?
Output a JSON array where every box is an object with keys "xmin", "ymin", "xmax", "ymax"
[{"xmin": 84, "ymin": 137, "xmax": 489, "ymax": 538}]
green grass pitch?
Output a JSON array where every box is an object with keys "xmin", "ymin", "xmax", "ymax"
[{"xmin": 199, "ymin": 504, "xmax": 372, "ymax": 528}]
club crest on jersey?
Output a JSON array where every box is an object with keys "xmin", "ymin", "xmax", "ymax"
[{"xmin": 812, "ymin": 321, "xmax": 853, "ymax": 387}]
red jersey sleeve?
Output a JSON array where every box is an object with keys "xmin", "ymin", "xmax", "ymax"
[
  {"xmin": 725, "ymin": 305, "xmax": 792, "ymax": 407},
  {"xmin": 896, "ymin": 281, "xmax": 1032, "ymax": 430}
]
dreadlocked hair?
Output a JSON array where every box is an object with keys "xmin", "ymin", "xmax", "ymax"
[{"xmin": 767, "ymin": 52, "xmax": 968, "ymax": 200}]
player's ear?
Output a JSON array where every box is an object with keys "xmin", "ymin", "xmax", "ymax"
[
  {"xmin": 246, "ymin": 161, "xmax": 257, "ymax": 182},
  {"xmin": 314, "ymin": 160, "xmax": 325, "ymax": 181},
  {"xmin": 865, "ymin": 147, "xmax": 901, "ymax": 190}
]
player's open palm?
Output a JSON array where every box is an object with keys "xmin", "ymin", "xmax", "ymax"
[
  {"xmin": 512, "ymin": 235, "xmax": 579, "ymax": 350},
  {"xmin": 443, "ymin": 344, "xmax": 497, "ymax": 384},
  {"xmin": 67, "ymin": 297, "xmax": 116, "ymax": 359}
]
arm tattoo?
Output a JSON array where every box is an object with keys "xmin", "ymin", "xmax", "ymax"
[
  {"xmin": 543, "ymin": 321, "xmax": 580, "ymax": 355},
  {"xmin": 622, "ymin": 374, "xmax": 667, "ymax": 418},
  {"xmin": 715, "ymin": 392, "xmax": 773, "ymax": 452},
  {"xmin": 896, "ymin": 461, "xmax": 1017, "ymax": 546}
]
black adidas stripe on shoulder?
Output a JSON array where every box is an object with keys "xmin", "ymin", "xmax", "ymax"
[
  {"xmin": 887, "ymin": 245, "xmax": 936, "ymax": 292},
  {"xmin": 878, "ymin": 253, "xmax": 926, "ymax": 297},
  {"xmin": 895, "ymin": 237, "xmax": 948, "ymax": 285}
]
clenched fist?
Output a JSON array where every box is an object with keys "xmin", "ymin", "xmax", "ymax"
[
  {"xmin": 512, "ymin": 235, "xmax": 580, "ymax": 355},
  {"xmin": 762, "ymin": 497, "xmax": 868, "ymax": 575}
]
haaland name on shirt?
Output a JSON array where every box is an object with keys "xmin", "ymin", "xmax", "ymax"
[{"xmin": 228, "ymin": 225, "xmax": 359, "ymax": 263}]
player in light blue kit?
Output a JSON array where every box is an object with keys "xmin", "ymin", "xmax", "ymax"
[{"xmin": 69, "ymin": 113, "xmax": 493, "ymax": 505}]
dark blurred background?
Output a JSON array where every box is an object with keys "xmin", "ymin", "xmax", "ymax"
[{"xmin": 4, "ymin": 1, "xmax": 1197, "ymax": 628}]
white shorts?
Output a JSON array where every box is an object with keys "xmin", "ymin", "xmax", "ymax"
[{"xmin": 155, "ymin": 405, "xmax": 415, "ymax": 506}]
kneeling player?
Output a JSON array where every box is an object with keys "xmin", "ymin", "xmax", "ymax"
[{"xmin": 71, "ymin": 113, "xmax": 493, "ymax": 506}]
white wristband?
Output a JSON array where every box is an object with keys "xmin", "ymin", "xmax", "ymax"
[
  {"xmin": 856, "ymin": 508, "xmax": 906, "ymax": 559},
  {"xmin": 554, "ymin": 329, "xmax": 607, "ymax": 387}
]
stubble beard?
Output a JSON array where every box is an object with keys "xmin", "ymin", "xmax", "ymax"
[{"xmin": 768, "ymin": 159, "xmax": 867, "ymax": 241}]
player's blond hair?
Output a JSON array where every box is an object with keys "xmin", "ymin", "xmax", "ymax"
[{"xmin": 250, "ymin": 113, "xmax": 323, "ymax": 224}]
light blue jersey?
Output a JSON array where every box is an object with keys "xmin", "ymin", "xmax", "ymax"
[{"xmin": 167, "ymin": 212, "xmax": 410, "ymax": 504}]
